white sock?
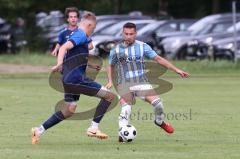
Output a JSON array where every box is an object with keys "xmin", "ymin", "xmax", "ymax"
[
  {"xmin": 90, "ymin": 121, "xmax": 99, "ymax": 129},
  {"xmin": 38, "ymin": 125, "xmax": 45, "ymax": 135},
  {"xmin": 119, "ymin": 104, "xmax": 132, "ymax": 128},
  {"xmin": 151, "ymin": 98, "xmax": 164, "ymax": 125}
]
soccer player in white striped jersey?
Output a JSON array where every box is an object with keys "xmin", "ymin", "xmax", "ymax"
[{"xmin": 106, "ymin": 22, "xmax": 189, "ymax": 142}]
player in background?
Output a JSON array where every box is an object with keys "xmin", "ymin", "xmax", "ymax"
[
  {"xmin": 31, "ymin": 12, "xmax": 115, "ymax": 144},
  {"xmin": 106, "ymin": 22, "xmax": 189, "ymax": 142},
  {"xmin": 51, "ymin": 7, "xmax": 93, "ymax": 57}
]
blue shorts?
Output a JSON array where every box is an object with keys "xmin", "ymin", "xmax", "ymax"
[{"xmin": 63, "ymin": 76, "xmax": 102, "ymax": 102}]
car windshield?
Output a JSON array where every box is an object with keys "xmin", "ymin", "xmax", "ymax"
[
  {"xmin": 227, "ymin": 21, "xmax": 240, "ymax": 33},
  {"xmin": 98, "ymin": 22, "xmax": 126, "ymax": 35},
  {"xmin": 179, "ymin": 22, "xmax": 194, "ymax": 31},
  {"xmin": 188, "ymin": 15, "xmax": 221, "ymax": 33},
  {"xmin": 137, "ymin": 21, "xmax": 165, "ymax": 35},
  {"xmin": 115, "ymin": 23, "xmax": 152, "ymax": 37},
  {"xmin": 155, "ymin": 23, "xmax": 177, "ymax": 33},
  {"xmin": 99, "ymin": 21, "xmax": 153, "ymax": 36},
  {"xmin": 210, "ymin": 22, "xmax": 233, "ymax": 33},
  {"xmin": 94, "ymin": 20, "xmax": 116, "ymax": 33},
  {"xmin": 192, "ymin": 21, "xmax": 233, "ymax": 35}
]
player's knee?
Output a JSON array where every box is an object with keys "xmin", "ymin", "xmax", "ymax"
[
  {"xmin": 62, "ymin": 102, "xmax": 77, "ymax": 118},
  {"xmin": 104, "ymin": 92, "xmax": 115, "ymax": 102},
  {"xmin": 68, "ymin": 104, "xmax": 77, "ymax": 113}
]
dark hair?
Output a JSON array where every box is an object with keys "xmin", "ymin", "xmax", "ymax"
[
  {"xmin": 65, "ymin": 7, "xmax": 80, "ymax": 18},
  {"xmin": 123, "ymin": 22, "xmax": 136, "ymax": 30}
]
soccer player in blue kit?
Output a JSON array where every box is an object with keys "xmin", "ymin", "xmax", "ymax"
[
  {"xmin": 31, "ymin": 12, "xmax": 114, "ymax": 144},
  {"xmin": 106, "ymin": 22, "xmax": 189, "ymax": 142}
]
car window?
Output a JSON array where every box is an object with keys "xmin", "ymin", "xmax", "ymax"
[
  {"xmin": 137, "ymin": 22, "xmax": 165, "ymax": 35},
  {"xmin": 188, "ymin": 15, "xmax": 221, "ymax": 32},
  {"xmin": 192, "ymin": 22, "xmax": 232, "ymax": 35},
  {"xmin": 99, "ymin": 21, "xmax": 153, "ymax": 36},
  {"xmin": 179, "ymin": 22, "xmax": 194, "ymax": 31},
  {"xmin": 94, "ymin": 20, "xmax": 116, "ymax": 33},
  {"xmin": 98, "ymin": 23, "xmax": 124, "ymax": 35},
  {"xmin": 227, "ymin": 21, "xmax": 240, "ymax": 33},
  {"xmin": 115, "ymin": 23, "xmax": 151, "ymax": 37},
  {"xmin": 155, "ymin": 23, "xmax": 177, "ymax": 33},
  {"xmin": 211, "ymin": 23, "xmax": 233, "ymax": 33}
]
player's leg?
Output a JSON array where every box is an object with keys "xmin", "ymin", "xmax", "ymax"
[
  {"xmin": 31, "ymin": 94, "xmax": 79, "ymax": 144},
  {"xmin": 74, "ymin": 80, "xmax": 115, "ymax": 139},
  {"xmin": 117, "ymin": 92, "xmax": 135, "ymax": 142},
  {"xmin": 86, "ymin": 87, "xmax": 115, "ymax": 139},
  {"xmin": 62, "ymin": 78, "xmax": 115, "ymax": 139},
  {"xmin": 142, "ymin": 90, "xmax": 174, "ymax": 134},
  {"xmin": 118, "ymin": 92, "xmax": 134, "ymax": 128}
]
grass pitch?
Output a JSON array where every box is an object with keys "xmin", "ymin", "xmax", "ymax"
[{"xmin": 0, "ymin": 55, "xmax": 240, "ymax": 159}]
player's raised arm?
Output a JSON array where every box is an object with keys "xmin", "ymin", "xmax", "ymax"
[
  {"xmin": 154, "ymin": 55, "xmax": 189, "ymax": 78},
  {"xmin": 51, "ymin": 41, "xmax": 74, "ymax": 72}
]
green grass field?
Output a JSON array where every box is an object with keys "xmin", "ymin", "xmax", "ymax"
[{"xmin": 0, "ymin": 54, "xmax": 240, "ymax": 159}]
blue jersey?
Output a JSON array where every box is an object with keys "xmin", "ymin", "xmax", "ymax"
[
  {"xmin": 62, "ymin": 29, "xmax": 101, "ymax": 102},
  {"xmin": 58, "ymin": 27, "xmax": 78, "ymax": 45},
  {"xmin": 62, "ymin": 28, "xmax": 92, "ymax": 83},
  {"xmin": 109, "ymin": 40, "xmax": 157, "ymax": 85}
]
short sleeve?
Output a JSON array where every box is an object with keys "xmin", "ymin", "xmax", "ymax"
[
  {"xmin": 109, "ymin": 48, "xmax": 117, "ymax": 65},
  {"xmin": 143, "ymin": 43, "xmax": 157, "ymax": 59},
  {"xmin": 69, "ymin": 31, "xmax": 88, "ymax": 46}
]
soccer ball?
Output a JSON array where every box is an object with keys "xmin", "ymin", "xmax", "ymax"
[{"xmin": 119, "ymin": 124, "xmax": 137, "ymax": 142}]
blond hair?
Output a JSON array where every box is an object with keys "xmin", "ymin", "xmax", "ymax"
[{"xmin": 81, "ymin": 11, "xmax": 96, "ymax": 22}]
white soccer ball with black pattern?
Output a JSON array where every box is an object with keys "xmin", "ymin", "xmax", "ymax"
[{"xmin": 119, "ymin": 124, "xmax": 137, "ymax": 142}]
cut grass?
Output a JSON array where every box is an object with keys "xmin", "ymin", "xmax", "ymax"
[
  {"xmin": 0, "ymin": 71, "xmax": 240, "ymax": 159},
  {"xmin": 0, "ymin": 53, "xmax": 240, "ymax": 158}
]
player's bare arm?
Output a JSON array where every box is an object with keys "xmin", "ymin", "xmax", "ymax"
[
  {"xmin": 88, "ymin": 42, "xmax": 94, "ymax": 50},
  {"xmin": 51, "ymin": 43, "xmax": 60, "ymax": 56},
  {"xmin": 106, "ymin": 65, "xmax": 114, "ymax": 89},
  {"xmin": 154, "ymin": 55, "xmax": 190, "ymax": 78},
  {"xmin": 51, "ymin": 41, "xmax": 74, "ymax": 72}
]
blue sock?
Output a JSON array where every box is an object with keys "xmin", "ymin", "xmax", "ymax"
[
  {"xmin": 93, "ymin": 99, "xmax": 111, "ymax": 123},
  {"xmin": 42, "ymin": 111, "xmax": 65, "ymax": 130}
]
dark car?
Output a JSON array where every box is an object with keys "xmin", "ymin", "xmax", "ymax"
[
  {"xmin": 185, "ymin": 20, "xmax": 240, "ymax": 61},
  {"xmin": 91, "ymin": 19, "xmax": 156, "ymax": 56},
  {"xmin": 95, "ymin": 19, "xmax": 196, "ymax": 57},
  {"xmin": 0, "ymin": 18, "xmax": 11, "ymax": 53},
  {"xmin": 139, "ymin": 19, "xmax": 196, "ymax": 55}
]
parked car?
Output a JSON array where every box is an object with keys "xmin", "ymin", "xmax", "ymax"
[
  {"xmin": 159, "ymin": 13, "xmax": 240, "ymax": 59},
  {"xmin": 91, "ymin": 19, "xmax": 156, "ymax": 56},
  {"xmin": 0, "ymin": 17, "xmax": 11, "ymax": 53},
  {"xmin": 95, "ymin": 19, "xmax": 196, "ymax": 57},
  {"xmin": 210, "ymin": 36, "xmax": 240, "ymax": 61},
  {"xmin": 185, "ymin": 20, "xmax": 240, "ymax": 61}
]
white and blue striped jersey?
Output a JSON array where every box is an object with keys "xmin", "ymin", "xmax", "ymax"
[{"xmin": 109, "ymin": 40, "xmax": 157, "ymax": 85}]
